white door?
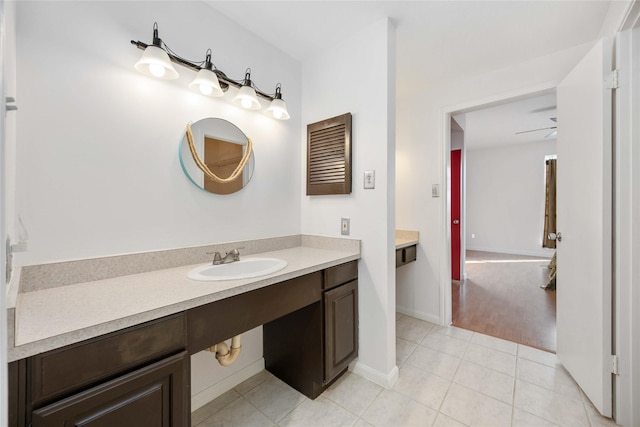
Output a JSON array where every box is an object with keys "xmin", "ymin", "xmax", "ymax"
[{"xmin": 556, "ymin": 37, "xmax": 613, "ymax": 416}]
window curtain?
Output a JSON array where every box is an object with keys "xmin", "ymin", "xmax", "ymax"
[{"xmin": 543, "ymin": 158, "xmax": 557, "ymax": 248}]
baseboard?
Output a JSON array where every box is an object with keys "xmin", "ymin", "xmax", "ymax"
[
  {"xmin": 396, "ymin": 306, "xmax": 441, "ymax": 325},
  {"xmin": 351, "ymin": 361, "xmax": 399, "ymax": 389},
  {"xmin": 191, "ymin": 358, "xmax": 265, "ymax": 412},
  {"xmin": 465, "ymin": 246, "xmax": 554, "ymax": 258}
]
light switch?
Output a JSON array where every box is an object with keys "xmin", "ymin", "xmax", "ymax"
[
  {"xmin": 364, "ymin": 170, "xmax": 375, "ymax": 189},
  {"xmin": 432, "ymin": 184, "xmax": 440, "ymax": 197}
]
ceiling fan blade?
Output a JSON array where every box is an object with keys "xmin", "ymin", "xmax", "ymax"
[{"xmin": 515, "ymin": 126, "xmax": 556, "ymax": 135}]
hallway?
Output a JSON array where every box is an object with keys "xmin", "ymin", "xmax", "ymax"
[{"xmin": 452, "ymin": 251, "xmax": 556, "ymax": 352}]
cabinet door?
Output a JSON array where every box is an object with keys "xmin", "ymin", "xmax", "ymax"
[
  {"xmin": 31, "ymin": 351, "xmax": 189, "ymax": 427},
  {"xmin": 324, "ymin": 280, "xmax": 358, "ymax": 383}
]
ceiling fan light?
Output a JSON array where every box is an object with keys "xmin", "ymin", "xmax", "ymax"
[
  {"xmin": 233, "ymin": 85, "xmax": 261, "ymax": 110},
  {"xmin": 189, "ymin": 68, "xmax": 224, "ymax": 97},
  {"xmin": 134, "ymin": 45, "xmax": 179, "ymax": 80}
]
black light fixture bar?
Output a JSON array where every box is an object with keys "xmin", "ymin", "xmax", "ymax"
[{"xmin": 130, "ymin": 40, "xmax": 276, "ymax": 102}]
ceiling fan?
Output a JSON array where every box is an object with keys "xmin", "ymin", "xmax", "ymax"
[{"xmin": 516, "ymin": 117, "xmax": 557, "ymax": 138}]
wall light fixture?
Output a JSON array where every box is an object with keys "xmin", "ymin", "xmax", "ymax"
[{"xmin": 131, "ymin": 23, "xmax": 290, "ymax": 120}]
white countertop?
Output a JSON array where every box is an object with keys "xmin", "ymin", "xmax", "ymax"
[
  {"xmin": 395, "ymin": 230, "xmax": 419, "ymax": 249},
  {"xmin": 9, "ymin": 244, "xmax": 359, "ymax": 362}
]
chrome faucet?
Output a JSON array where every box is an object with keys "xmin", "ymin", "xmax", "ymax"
[{"xmin": 211, "ymin": 248, "xmax": 241, "ymax": 265}]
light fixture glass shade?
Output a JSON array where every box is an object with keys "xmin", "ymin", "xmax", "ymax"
[
  {"xmin": 134, "ymin": 45, "xmax": 179, "ymax": 80},
  {"xmin": 232, "ymin": 85, "xmax": 261, "ymax": 110},
  {"xmin": 189, "ymin": 68, "xmax": 224, "ymax": 97},
  {"xmin": 265, "ymin": 98, "xmax": 290, "ymax": 120}
]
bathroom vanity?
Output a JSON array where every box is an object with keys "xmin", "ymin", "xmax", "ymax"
[
  {"xmin": 6, "ymin": 236, "xmax": 359, "ymax": 427},
  {"xmin": 395, "ymin": 229, "xmax": 419, "ymax": 268}
]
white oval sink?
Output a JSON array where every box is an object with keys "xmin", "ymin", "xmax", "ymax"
[{"xmin": 187, "ymin": 257, "xmax": 287, "ymax": 281}]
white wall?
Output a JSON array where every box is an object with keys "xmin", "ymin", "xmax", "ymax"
[
  {"xmin": 14, "ymin": 1, "xmax": 301, "ymax": 266},
  {"xmin": 14, "ymin": 0, "xmax": 301, "ymax": 408},
  {"xmin": 1, "ymin": 1, "xmax": 17, "ymax": 423},
  {"xmin": 396, "ymin": 42, "xmax": 593, "ymax": 323},
  {"xmin": 301, "ymin": 18, "xmax": 397, "ymax": 386},
  {"xmin": 465, "ymin": 140, "xmax": 557, "ymax": 258}
]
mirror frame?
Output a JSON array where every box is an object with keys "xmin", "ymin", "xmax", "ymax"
[{"xmin": 179, "ymin": 118, "xmax": 255, "ymax": 194}]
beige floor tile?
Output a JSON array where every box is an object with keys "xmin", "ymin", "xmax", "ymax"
[
  {"xmin": 198, "ymin": 397, "xmax": 274, "ymax": 427},
  {"xmin": 243, "ymin": 375, "xmax": 306, "ymax": 422},
  {"xmin": 421, "ymin": 332, "xmax": 470, "ymax": 358},
  {"xmin": 453, "ymin": 360, "xmax": 515, "ymax": 404},
  {"xmin": 192, "ymin": 390, "xmax": 241, "ymax": 426},
  {"xmin": 514, "ymin": 379, "xmax": 590, "ymax": 427},
  {"xmin": 351, "ymin": 418, "xmax": 375, "ymax": 427},
  {"xmin": 512, "ymin": 408, "xmax": 559, "ymax": 427},
  {"xmin": 516, "ymin": 358, "xmax": 581, "ymax": 400},
  {"xmin": 361, "ymin": 389, "xmax": 437, "ymax": 427},
  {"xmin": 462, "ymin": 343, "xmax": 516, "ymax": 376},
  {"xmin": 396, "ymin": 337, "xmax": 418, "ymax": 366},
  {"xmin": 234, "ymin": 369, "xmax": 275, "ymax": 395},
  {"xmin": 278, "ymin": 396, "xmax": 358, "ymax": 427},
  {"xmin": 470, "ymin": 333, "xmax": 518, "ymax": 355},
  {"xmin": 406, "ymin": 345, "xmax": 461, "ymax": 380},
  {"xmin": 397, "ymin": 316, "xmax": 436, "ymax": 343},
  {"xmin": 440, "ymin": 383, "xmax": 512, "ymax": 426},
  {"xmin": 517, "ymin": 344, "xmax": 562, "ymax": 369},
  {"xmin": 392, "ymin": 364, "xmax": 451, "ymax": 410},
  {"xmin": 193, "ymin": 315, "xmax": 602, "ymax": 427},
  {"xmin": 323, "ymin": 371, "xmax": 383, "ymax": 416},
  {"xmin": 581, "ymin": 390, "xmax": 621, "ymax": 426},
  {"xmin": 429, "ymin": 325, "xmax": 474, "ymax": 342},
  {"xmin": 432, "ymin": 413, "xmax": 468, "ymax": 427}
]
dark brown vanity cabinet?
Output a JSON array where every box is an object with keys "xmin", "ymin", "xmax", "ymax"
[
  {"xmin": 9, "ymin": 260, "xmax": 359, "ymax": 426},
  {"xmin": 323, "ymin": 261, "xmax": 358, "ymax": 383},
  {"xmin": 10, "ymin": 314, "xmax": 189, "ymax": 427},
  {"xmin": 396, "ymin": 244, "xmax": 417, "ymax": 268},
  {"xmin": 31, "ymin": 351, "xmax": 189, "ymax": 427},
  {"xmin": 263, "ymin": 260, "xmax": 358, "ymax": 399}
]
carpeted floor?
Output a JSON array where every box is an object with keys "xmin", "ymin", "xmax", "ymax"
[{"xmin": 452, "ymin": 250, "xmax": 557, "ymax": 352}]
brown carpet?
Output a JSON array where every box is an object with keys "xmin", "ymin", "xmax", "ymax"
[{"xmin": 452, "ymin": 250, "xmax": 557, "ymax": 352}]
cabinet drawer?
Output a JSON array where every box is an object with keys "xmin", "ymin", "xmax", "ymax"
[
  {"xmin": 396, "ymin": 245, "xmax": 417, "ymax": 268},
  {"xmin": 31, "ymin": 313, "xmax": 186, "ymax": 405},
  {"xmin": 188, "ymin": 271, "xmax": 322, "ymax": 354},
  {"xmin": 324, "ymin": 261, "xmax": 358, "ymax": 290},
  {"xmin": 32, "ymin": 351, "xmax": 189, "ymax": 427},
  {"xmin": 404, "ymin": 245, "xmax": 417, "ymax": 263}
]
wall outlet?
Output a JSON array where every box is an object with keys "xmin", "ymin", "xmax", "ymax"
[
  {"xmin": 471, "ymin": 234, "xmax": 476, "ymax": 239},
  {"xmin": 432, "ymin": 184, "xmax": 440, "ymax": 197},
  {"xmin": 341, "ymin": 217, "xmax": 350, "ymax": 236}
]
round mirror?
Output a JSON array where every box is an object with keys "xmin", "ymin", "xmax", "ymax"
[{"xmin": 179, "ymin": 118, "xmax": 255, "ymax": 194}]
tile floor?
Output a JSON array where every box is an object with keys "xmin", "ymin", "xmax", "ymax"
[{"xmin": 192, "ymin": 314, "xmax": 620, "ymax": 427}]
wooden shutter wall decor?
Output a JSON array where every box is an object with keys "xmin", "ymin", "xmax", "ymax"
[{"xmin": 306, "ymin": 113, "xmax": 352, "ymax": 195}]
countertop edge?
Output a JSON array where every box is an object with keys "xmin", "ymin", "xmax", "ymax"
[{"xmin": 395, "ymin": 239, "xmax": 419, "ymax": 249}]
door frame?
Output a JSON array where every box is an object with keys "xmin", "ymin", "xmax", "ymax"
[
  {"xmin": 613, "ymin": 7, "xmax": 640, "ymax": 427},
  {"xmin": 440, "ymin": 83, "xmax": 557, "ymax": 327}
]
